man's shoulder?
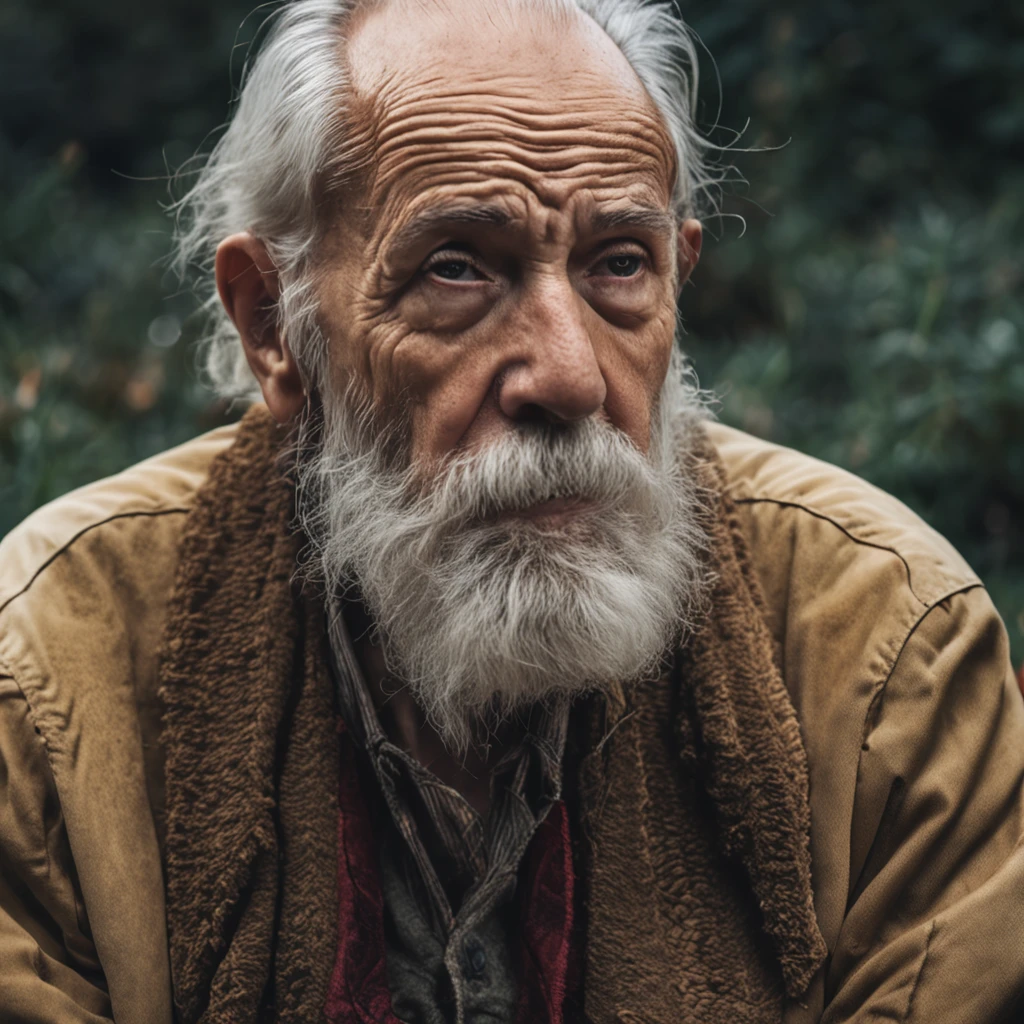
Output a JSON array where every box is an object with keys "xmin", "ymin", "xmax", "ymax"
[
  {"xmin": 0, "ymin": 426, "xmax": 241, "ymax": 1020},
  {"xmin": 0, "ymin": 422, "xmax": 241, "ymax": 706},
  {"xmin": 706, "ymin": 420, "xmax": 979, "ymax": 612},
  {"xmin": 0, "ymin": 422, "xmax": 240, "ymax": 615},
  {"xmin": 704, "ymin": 419, "xmax": 989, "ymax": 727},
  {"xmin": 703, "ymin": 423, "xmax": 1001, "ymax": 888}
]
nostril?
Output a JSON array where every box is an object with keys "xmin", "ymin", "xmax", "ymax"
[
  {"xmin": 511, "ymin": 402, "xmax": 577, "ymax": 430},
  {"xmin": 512, "ymin": 401, "xmax": 551, "ymax": 428}
]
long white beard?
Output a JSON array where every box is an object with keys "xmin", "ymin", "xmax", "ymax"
[{"xmin": 296, "ymin": 354, "xmax": 711, "ymax": 752}]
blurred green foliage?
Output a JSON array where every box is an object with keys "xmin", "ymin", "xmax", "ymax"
[
  {"xmin": 683, "ymin": 0, "xmax": 1024, "ymax": 662},
  {"xmin": 1, "ymin": 0, "xmax": 1021, "ymax": 660}
]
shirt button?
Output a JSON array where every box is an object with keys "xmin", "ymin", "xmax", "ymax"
[{"xmin": 463, "ymin": 935, "xmax": 487, "ymax": 978}]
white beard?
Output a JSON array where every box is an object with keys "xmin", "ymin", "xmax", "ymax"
[{"xmin": 295, "ymin": 353, "xmax": 711, "ymax": 752}]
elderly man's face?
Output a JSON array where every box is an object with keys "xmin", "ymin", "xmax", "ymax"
[
  {"xmin": 316, "ymin": 0, "xmax": 699, "ymax": 487},
  {"xmin": 213, "ymin": 0, "xmax": 709, "ymax": 746}
]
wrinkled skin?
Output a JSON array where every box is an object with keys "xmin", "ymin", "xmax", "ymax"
[
  {"xmin": 219, "ymin": 0, "xmax": 702, "ymax": 477},
  {"xmin": 216, "ymin": 0, "xmax": 704, "ymax": 786}
]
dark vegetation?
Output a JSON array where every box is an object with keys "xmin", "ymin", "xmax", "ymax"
[{"xmin": 1, "ymin": 0, "xmax": 1021, "ymax": 660}]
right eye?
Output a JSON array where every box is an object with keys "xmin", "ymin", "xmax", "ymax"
[{"xmin": 423, "ymin": 249, "xmax": 487, "ymax": 283}]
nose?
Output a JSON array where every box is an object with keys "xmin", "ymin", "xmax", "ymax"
[{"xmin": 497, "ymin": 281, "xmax": 607, "ymax": 424}]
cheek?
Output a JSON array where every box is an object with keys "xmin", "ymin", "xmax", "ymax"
[
  {"xmin": 375, "ymin": 329, "xmax": 500, "ymax": 464},
  {"xmin": 317, "ymin": 264, "xmax": 439, "ymax": 405},
  {"xmin": 318, "ymin": 270, "xmax": 502, "ymax": 465},
  {"xmin": 592, "ymin": 300, "xmax": 677, "ymax": 452},
  {"xmin": 579, "ymin": 268, "xmax": 665, "ymax": 330}
]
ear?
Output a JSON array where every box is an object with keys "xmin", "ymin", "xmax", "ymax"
[
  {"xmin": 675, "ymin": 218, "xmax": 703, "ymax": 298},
  {"xmin": 215, "ymin": 231, "xmax": 306, "ymax": 423}
]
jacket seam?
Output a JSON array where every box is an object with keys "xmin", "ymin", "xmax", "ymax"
[
  {"xmin": 732, "ymin": 496, "xmax": 977, "ymax": 606},
  {"xmin": 0, "ymin": 662, "xmax": 56, "ymax": 885},
  {"xmin": 847, "ymin": 582, "xmax": 984, "ymax": 901},
  {"xmin": 862, "ymin": 580, "xmax": 983, "ymax": 708},
  {"xmin": 0, "ymin": 648, "xmax": 106, "ymax": 950},
  {"xmin": 902, "ymin": 919, "xmax": 935, "ymax": 1021},
  {"xmin": 0, "ymin": 507, "xmax": 192, "ymax": 619}
]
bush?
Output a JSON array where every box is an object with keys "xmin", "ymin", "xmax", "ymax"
[{"xmin": 1, "ymin": 0, "xmax": 1021, "ymax": 660}]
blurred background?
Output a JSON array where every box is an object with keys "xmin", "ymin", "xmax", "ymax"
[{"xmin": 1, "ymin": 0, "xmax": 1022, "ymax": 662}]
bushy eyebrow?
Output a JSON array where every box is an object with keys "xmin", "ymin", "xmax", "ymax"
[
  {"xmin": 386, "ymin": 203, "xmax": 513, "ymax": 256},
  {"xmin": 587, "ymin": 205, "xmax": 676, "ymax": 239},
  {"xmin": 383, "ymin": 199, "xmax": 675, "ymax": 260}
]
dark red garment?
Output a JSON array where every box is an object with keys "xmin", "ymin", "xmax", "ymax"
[
  {"xmin": 513, "ymin": 800, "xmax": 578, "ymax": 1023},
  {"xmin": 324, "ymin": 726, "xmax": 579, "ymax": 1024}
]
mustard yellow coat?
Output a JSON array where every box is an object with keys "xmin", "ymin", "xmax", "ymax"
[{"xmin": 0, "ymin": 420, "xmax": 1021, "ymax": 1023}]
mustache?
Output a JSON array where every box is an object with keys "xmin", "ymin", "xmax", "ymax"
[{"xmin": 409, "ymin": 418, "xmax": 665, "ymax": 527}]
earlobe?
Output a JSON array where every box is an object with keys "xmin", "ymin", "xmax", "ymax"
[
  {"xmin": 675, "ymin": 218, "xmax": 703, "ymax": 297},
  {"xmin": 215, "ymin": 232, "xmax": 306, "ymax": 423}
]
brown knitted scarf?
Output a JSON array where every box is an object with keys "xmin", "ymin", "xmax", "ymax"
[{"xmin": 158, "ymin": 406, "xmax": 826, "ymax": 1024}]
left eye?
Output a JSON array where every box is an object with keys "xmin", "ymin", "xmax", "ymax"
[
  {"xmin": 431, "ymin": 259, "xmax": 475, "ymax": 281},
  {"xmin": 603, "ymin": 254, "xmax": 644, "ymax": 278},
  {"xmin": 424, "ymin": 249, "xmax": 487, "ymax": 283}
]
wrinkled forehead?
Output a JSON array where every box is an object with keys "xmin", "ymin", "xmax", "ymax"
[{"xmin": 342, "ymin": 0, "xmax": 677, "ymax": 226}]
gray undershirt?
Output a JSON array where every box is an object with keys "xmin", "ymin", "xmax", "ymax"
[{"xmin": 327, "ymin": 599, "xmax": 569, "ymax": 1024}]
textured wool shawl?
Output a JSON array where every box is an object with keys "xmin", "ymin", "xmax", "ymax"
[{"xmin": 158, "ymin": 407, "xmax": 827, "ymax": 1024}]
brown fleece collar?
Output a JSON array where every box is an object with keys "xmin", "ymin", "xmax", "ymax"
[
  {"xmin": 158, "ymin": 406, "xmax": 826, "ymax": 1024},
  {"xmin": 680, "ymin": 438, "xmax": 827, "ymax": 995},
  {"xmin": 159, "ymin": 407, "xmax": 339, "ymax": 1024},
  {"xmin": 577, "ymin": 434, "xmax": 826, "ymax": 1023}
]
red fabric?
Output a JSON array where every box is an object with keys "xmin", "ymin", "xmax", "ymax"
[
  {"xmin": 325, "ymin": 727, "xmax": 579, "ymax": 1024},
  {"xmin": 325, "ymin": 724, "xmax": 405, "ymax": 1024},
  {"xmin": 515, "ymin": 801, "xmax": 578, "ymax": 1024}
]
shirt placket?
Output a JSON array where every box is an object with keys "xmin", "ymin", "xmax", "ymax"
[{"xmin": 328, "ymin": 599, "xmax": 569, "ymax": 1024}]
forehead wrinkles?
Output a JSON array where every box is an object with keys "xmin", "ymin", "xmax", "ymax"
[
  {"xmin": 360, "ymin": 83, "xmax": 676, "ymax": 217},
  {"xmin": 342, "ymin": 3, "xmax": 678, "ymax": 219}
]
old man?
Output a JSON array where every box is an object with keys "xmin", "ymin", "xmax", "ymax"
[{"xmin": 1, "ymin": 0, "xmax": 1022, "ymax": 1022}]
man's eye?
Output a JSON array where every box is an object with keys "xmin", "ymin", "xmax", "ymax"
[
  {"xmin": 602, "ymin": 253, "xmax": 644, "ymax": 278},
  {"xmin": 433, "ymin": 260, "xmax": 473, "ymax": 280},
  {"xmin": 424, "ymin": 253, "xmax": 484, "ymax": 283}
]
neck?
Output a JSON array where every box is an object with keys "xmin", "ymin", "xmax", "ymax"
[{"xmin": 346, "ymin": 600, "xmax": 513, "ymax": 817}]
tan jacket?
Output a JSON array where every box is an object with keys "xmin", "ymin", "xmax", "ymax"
[{"xmin": 0, "ymin": 420, "xmax": 1021, "ymax": 1024}]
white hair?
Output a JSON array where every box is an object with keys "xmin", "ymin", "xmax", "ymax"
[
  {"xmin": 296, "ymin": 351, "xmax": 711, "ymax": 752},
  {"xmin": 172, "ymin": 0, "xmax": 714, "ymax": 399}
]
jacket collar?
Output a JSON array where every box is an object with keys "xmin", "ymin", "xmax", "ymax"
[{"xmin": 159, "ymin": 407, "xmax": 339, "ymax": 1023}]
